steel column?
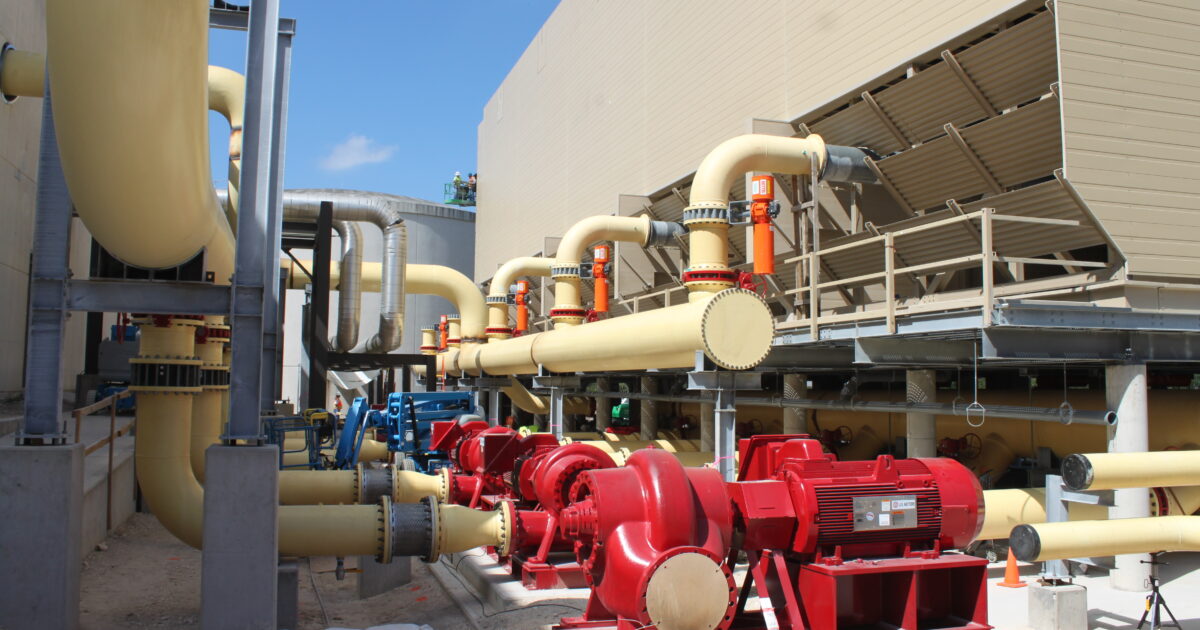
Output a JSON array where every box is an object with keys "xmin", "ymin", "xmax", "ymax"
[
  {"xmin": 714, "ymin": 387, "xmax": 736, "ymax": 481},
  {"xmin": 20, "ymin": 87, "xmax": 72, "ymax": 442},
  {"xmin": 488, "ymin": 389, "xmax": 501, "ymax": 426},
  {"xmin": 225, "ymin": 0, "xmax": 280, "ymax": 441},
  {"xmin": 260, "ymin": 27, "xmax": 293, "ymax": 411}
]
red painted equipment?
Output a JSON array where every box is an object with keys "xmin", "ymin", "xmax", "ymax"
[
  {"xmin": 750, "ymin": 174, "xmax": 776, "ymax": 275},
  {"xmin": 938, "ymin": 432, "xmax": 983, "ymax": 460},
  {"xmin": 555, "ymin": 436, "xmax": 989, "ymax": 630},
  {"xmin": 514, "ymin": 280, "xmax": 531, "ymax": 335},
  {"xmin": 591, "ymin": 244, "xmax": 611, "ymax": 314}
]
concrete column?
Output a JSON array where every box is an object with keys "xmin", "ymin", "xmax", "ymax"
[
  {"xmin": 277, "ymin": 559, "xmax": 298, "ymax": 630},
  {"xmin": 640, "ymin": 376, "xmax": 659, "ymax": 440},
  {"xmin": 0, "ymin": 443, "xmax": 84, "ymax": 630},
  {"xmin": 595, "ymin": 377, "xmax": 612, "ymax": 430},
  {"xmin": 782, "ymin": 374, "xmax": 807, "ymax": 435},
  {"xmin": 1106, "ymin": 363, "xmax": 1150, "ymax": 592},
  {"xmin": 201, "ymin": 445, "xmax": 280, "ymax": 629},
  {"xmin": 700, "ymin": 398, "xmax": 715, "ymax": 452},
  {"xmin": 905, "ymin": 369, "xmax": 937, "ymax": 458}
]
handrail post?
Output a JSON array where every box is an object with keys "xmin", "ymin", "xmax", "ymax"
[
  {"xmin": 885, "ymin": 232, "xmax": 896, "ymax": 334},
  {"xmin": 981, "ymin": 207, "xmax": 995, "ymax": 327}
]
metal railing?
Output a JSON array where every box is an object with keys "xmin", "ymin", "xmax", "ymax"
[{"xmin": 72, "ymin": 390, "xmax": 135, "ymax": 531}]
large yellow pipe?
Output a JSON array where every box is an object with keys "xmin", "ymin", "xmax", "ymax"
[
  {"xmin": 551, "ymin": 215, "xmax": 657, "ymax": 327},
  {"xmin": 207, "ymin": 65, "xmax": 243, "ymax": 224},
  {"xmin": 502, "ymin": 376, "xmax": 590, "ymax": 416},
  {"xmin": 47, "ymin": 0, "xmax": 234, "ymax": 282},
  {"xmin": 1011, "ymin": 516, "xmax": 1200, "ymax": 562},
  {"xmin": 0, "ymin": 47, "xmax": 44, "ymax": 99},
  {"xmin": 288, "ymin": 262, "xmax": 774, "ymax": 376},
  {"xmin": 1062, "ymin": 450, "xmax": 1200, "ymax": 491},
  {"xmin": 280, "ymin": 437, "xmax": 390, "ymax": 466},
  {"xmin": 285, "ymin": 262, "xmax": 486, "ymax": 341},
  {"xmin": 486, "ymin": 256, "xmax": 553, "ymax": 339},
  {"xmin": 976, "ymin": 486, "xmax": 1200, "ymax": 541},
  {"xmin": 471, "ymin": 288, "xmax": 774, "ymax": 375},
  {"xmin": 277, "ymin": 468, "xmax": 450, "ymax": 505}
]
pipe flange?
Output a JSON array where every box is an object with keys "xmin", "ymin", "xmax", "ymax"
[
  {"xmin": 496, "ymin": 499, "xmax": 515, "ymax": 557},
  {"xmin": 425, "ymin": 495, "xmax": 442, "ymax": 563},
  {"xmin": 377, "ymin": 496, "xmax": 393, "ymax": 564},
  {"xmin": 551, "ymin": 265, "xmax": 582, "ymax": 279},
  {"xmin": 682, "ymin": 205, "xmax": 731, "ymax": 225}
]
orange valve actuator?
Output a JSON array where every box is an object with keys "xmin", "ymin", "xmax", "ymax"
[
  {"xmin": 750, "ymin": 175, "xmax": 775, "ymax": 275},
  {"xmin": 515, "ymin": 280, "xmax": 531, "ymax": 335},
  {"xmin": 592, "ymin": 244, "xmax": 611, "ymax": 314},
  {"xmin": 438, "ymin": 314, "xmax": 449, "ymax": 351}
]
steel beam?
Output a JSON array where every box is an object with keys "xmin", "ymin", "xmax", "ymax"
[
  {"xmin": 759, "ymin": 345, "xmax": 854, "ymax": 368},
  {"xmin": 854, "ymin": 337, "xmax": 976, "ymax": 366},
  {"xmin": 984, "ymin": 328, "xmax": 1200, "ymax": 362},
  {"xmin": 20, "ymin": 86, "xmax": 72, "ymax": 441},
  {"xmin": 994, "ymin": 301, "xmax": 1200, "ymax": 332},
  {"xmin": 66, "ymin": 279, "xmax": 230, "ymax": 315},
  {"xmin": 225, "ymin": 0, "xmax": 280, "ymax": 441}
]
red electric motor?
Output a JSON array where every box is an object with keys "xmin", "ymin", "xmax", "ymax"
[{"xmin": 730, "ymin": 436, "xmax": 990, "ymax": 630}]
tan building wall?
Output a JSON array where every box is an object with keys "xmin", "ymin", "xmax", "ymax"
[
  {"xmin": 1, "ymin": 0, "xmax": 89, "ymax": 399},
  {"xmin": 475, "ymin": 0, "xmax": 1034, "ymax": 280},
  {"xmin": 1058, "ymin": 0, "xmax": 1200, "ymax": 279}
]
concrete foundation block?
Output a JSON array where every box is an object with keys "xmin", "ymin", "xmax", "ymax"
[
  {"xmin": 0, "ymin": 442, "xmax": 85, "ymax": 630},
  {"xmin": 277, "ymin": 559, "xmax": 299, "ymax": 630},
  {"xmin": 201, "ymin": 445, "xmax": 279, "ymax": 630},
  {"xmin": 1028, "ymin": 582, "xmax": 1088, "ymax": 630},
  {"xmin": 357, "ymin": 554, "xmax": 412, "ymax": 599}
]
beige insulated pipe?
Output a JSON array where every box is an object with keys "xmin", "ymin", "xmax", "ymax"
[
  {"xmin": 189, "ymin": 319, "xmax": 230, "ymax": 482},
  {"xmin": 133, "ymin": 318, "xmax": 509, "ymax": 559},
  {"xmin": 0, "ymin": 46, "xmax": 44, "ymax": 99},
  {"xmin": 502, "ymin": 376, "xmax": 590, "ymax": 416},
  {"xmin": 1062, "ymin": 450, "xmax": 1200, "ymax": 491},
  {"xmin": 469, "ymin": 288, "xmax": 774, "ymax": 375},
  {"xmin": 1011, "ymin": 516, "xmax": 1200, "ymax": 562},
  {"xmin": 683, "ymin": 133, "xmax": 875, "ymax": 298},
  {"xmin": 207, "ymin": 66, "xmax": 244, "ymax": 224},
  {"xmin": 486, "ymin": 256, "xmax": 554, "ymax": 340},
  {"xmin": 277, "ymin": 467, "xmax": 451, "ymax": 505},
  {"xmin": 977, "ymin": 485, "xmax": 1200, "ymax": 541},
  {"xmin": 47, "ymin": 0, "xmax": 235, "ymax": 282},
  {"xmin": 550, "ymin": 215, "xmax": 683, "ymax": 327}
]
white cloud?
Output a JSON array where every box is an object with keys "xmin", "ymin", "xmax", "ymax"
[{"xmin": 320, "ymin": 134, "xmax": 397, "ymax": 171}]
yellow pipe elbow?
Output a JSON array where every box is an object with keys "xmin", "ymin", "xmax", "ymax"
[
  {"xmin": 557, "ymin": 215, "xmax": 653, "ymax": 267},
  {"xmin": 502, "ymin": 377, "xmax": 590, "ymax": 415},
  {"xmin": 207, "ymin": 65, "xmax": 244, "ymax": 223},
  {"xmin": 0, "ymin": 48, "xmax": 44, "ymax": 99},
  {"xmin": 406, "ymin": 264, "xmax": 487, "ymax": 341},
  {"xmin": 688, "ymin": 134, "xmax": 828, "ymax": 207},
  {"xmin": 47, "ymin": 0, "xmax": 234, "ymax": 281}
]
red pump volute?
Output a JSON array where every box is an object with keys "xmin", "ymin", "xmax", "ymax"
[
  {"xmin": 558, "ymin": 449, "xmax": 736, "ymax": 630},
  {"xmin": 524, "ymin": 442, "xmax": 615, "ymax": 515}
]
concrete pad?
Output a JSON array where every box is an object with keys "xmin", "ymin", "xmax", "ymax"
[
  {"xmin": 0, "ymin": 442, "xmax": 85, "ymax": 630},
  {"xmin": 1029, "ymin": 582, "xmax": 1087, "ymax": 630},
  {"xmin": 201, "ymin": 444, "xmax": 280, "ymax": 630},
  {"xmin": 357, "ymin": 555, "xmax": 412, "ymax": 599}
]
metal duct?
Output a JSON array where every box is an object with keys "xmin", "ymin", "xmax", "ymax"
[{"xmin": 331, "ymin": 220, "xmax": 362, "ymax": 352}]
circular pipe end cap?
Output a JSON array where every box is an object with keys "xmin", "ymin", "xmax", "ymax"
[
  {"xmin": 700, "ymin": 288, "xmax": 774, "ymax": 371},
  {"xmin": 644, "ymin": 551, "xmax": 734, "ymax": 630},
  {"xmin": 1008, "ymin": 524, "xmax": 1041, "ymax": 562},
  {"xmin": 1060, "ymin": 454, "xmax": 1095, "ymax": 491}
]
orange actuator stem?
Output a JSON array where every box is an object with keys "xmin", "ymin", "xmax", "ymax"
[{"xmin": 750, "ymin": 175, "xmax": 775, "ymax": 275}]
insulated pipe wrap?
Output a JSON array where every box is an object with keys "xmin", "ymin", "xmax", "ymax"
[
  {"xmin": 331, "ymin": 220, "xmax": 363, "ymax": 352},
  {"xmin": 276, "ymin": 189, "xmax": 410, "ymax": 352},
  {"xmin": 1061, "ymin": 451, "xmax": 1200, "ymax": 491}
]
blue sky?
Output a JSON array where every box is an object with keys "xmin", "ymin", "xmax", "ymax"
[{"xmin": 207, "ymin": 1, "xmax": 560, "ymax": 205}]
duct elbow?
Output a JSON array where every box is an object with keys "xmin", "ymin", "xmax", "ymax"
[
  {"xmin": 646, "ymin": 220, "xmax": 685, "ymax": 248},
  {"xmin": 822, "ymin": 144, "xmax": 878, "ymax": 185}
]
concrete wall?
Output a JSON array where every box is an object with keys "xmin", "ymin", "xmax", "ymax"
[
  {"xmin": 1058, "ymin": 0, "xmax": 1200, "ymax": 280},
  {"xmin": 475, "ymin": 0, "xmax": 1032, "ymax": 281},
  {"xmin": 0, "ymin": 0, "xmax": 89, "ymax": 399}
]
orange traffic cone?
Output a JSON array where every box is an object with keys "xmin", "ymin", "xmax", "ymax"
[{"xmin": 997, "ymin": 549, "xmax": 1027, "ymax": 588}]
